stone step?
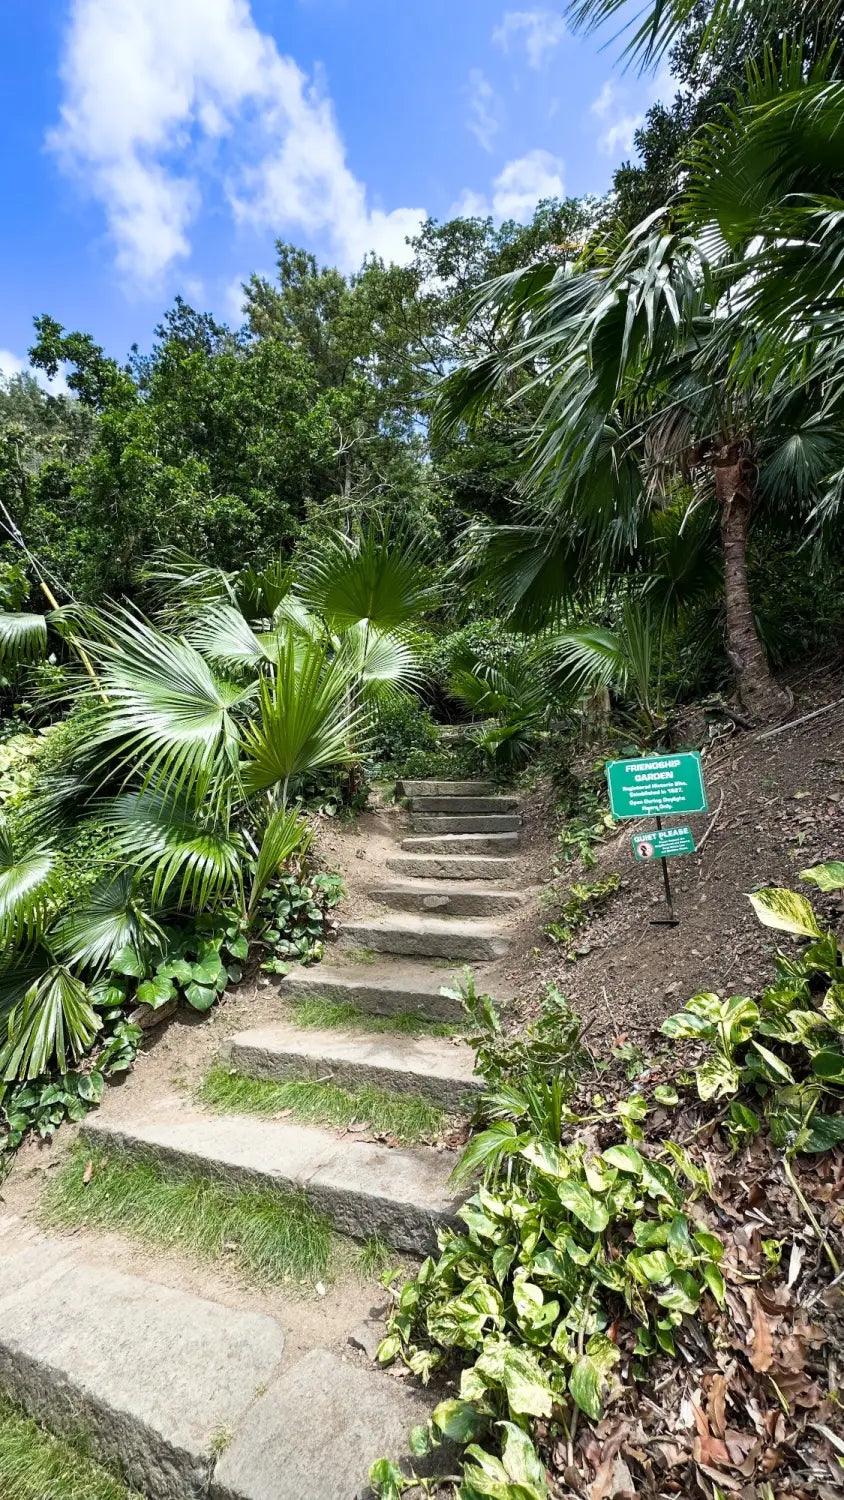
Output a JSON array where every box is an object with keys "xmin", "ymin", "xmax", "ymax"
[
  {"xmin": 408, "ymin": 795, "xmax": 518, "ymax": 814},
  {"xmin": 396, "ymin": 779, "xmax": 494, "ymax": 798},
  {"xmin": 370, "ymin": 881, "xmax": 525, "ymax": 918},
  {"xmin": 280, "ymin": 961, "xmax": 476, "ymax": 1022},
  {"xmin": 340, "ymin": 914, "xmax": 510, "ymax": 961},
  {"xmin": 0, "ymin": 1239, "xmax": 431, "ymax": 1500},
  {"xmin": 409, "ymin": 813, "xmax": 521, "ymax": 834},
  {"xmin": 226, "ymin": 1023, "xmax": 480, "ymax": 1111},
  {"xmin": 387, "ymin": 852, "xmax": 519, "ymax": 881},
  {"xmin": 84, "ymin": 1112, "xmax": 461, "ymax": 1254},
  {"xmin": 401, "ymin": 831, "xmax": 519, "ymax": 854}
]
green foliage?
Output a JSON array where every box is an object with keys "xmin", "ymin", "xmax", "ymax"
[
  {"xmin": 553, "ymin": 764, "xmax": 614, "ymax": 869},
  {"xmin": 43, "ymin": 1144, "xmax": 335, "ymax": 1287},
  {"xmin": 365, "ymin": 694, "xmax": 440, "ymax": 777},
  {"xmin": 0, "ymin": 1395, "xmax": 142, "ymax": 1500},
  {"xmin": 198, "ymin": 1067, "xmax": 447, "ymax": 1145},
  {"xmin": 543, "ymin": 875, "xmax": 620, "ymax": 956},
  {"xmin": 662, "ymin": 870, "xmax": 844, "ymax": 1151},
  {"xmin": 257, "ymin": 869, "xmax": 344, "ymax": 972},
  {"xmin": 290, "ymin": 996, "xmax": 462, "ymax": 1039}
]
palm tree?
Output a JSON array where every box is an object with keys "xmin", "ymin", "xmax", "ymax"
[{"xmin": 0, "ymin": 525, "xmax": 437, "ymax": 1085}]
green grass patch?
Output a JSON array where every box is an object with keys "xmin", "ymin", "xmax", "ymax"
[
  {"xmin": 42, "ymin": 1144, "xmax": 334, "ymax": 1287},
  {"xmin": 198, "ymin": 1066, "xmax": 447, "ymax": 1144},
  {"xmin": 341, "ymin": 946, "xmax": 379, "ymax": 964},
  {"xmin": 291, "ymin": 995, "xmax": 462, "ymax": 1038},
  {"xmin": 0, "ymin": 1397, "xmax": 141, "ymax": 1500}
]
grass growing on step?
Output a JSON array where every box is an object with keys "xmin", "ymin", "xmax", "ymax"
[
  {"xmin": 0, "ymin": 1396, "xmax": 142, "ymax": 1500},
  {"xmin": 198, "ymin": 1066, "xmax": 447, "ymax": 1144},
  {"xmin": 291, "ymin": 995, "xmax": 463, "ymax": 1038},
  {"xmin": 42, "ymin": 1144, "xmax": 334, "ymax": 1287}
]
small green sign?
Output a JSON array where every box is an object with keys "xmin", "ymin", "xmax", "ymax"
[
  {"xmin": 632, "ymin": 825, "xmax": 696, "ymax": 861},
  {"xmin": 606, "ymin": 752, "xmax": 708, "ymax": 819}
]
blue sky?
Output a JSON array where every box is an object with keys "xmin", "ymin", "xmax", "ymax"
[{"xmin": 0, "ymin": 1, "xmax": 668, "ymax": 377}]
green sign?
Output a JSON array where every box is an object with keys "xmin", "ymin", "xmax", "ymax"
[
  {"xmin": 632, "ymin": 825, "xmax": 696, "ymax": 861},
  {"xmin": 606, "ymin": 752, "xmax": 708, "ymax": 819}
]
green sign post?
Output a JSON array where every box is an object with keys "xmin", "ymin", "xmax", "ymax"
[
  {"xmin": 606, "ymin": 753, "xmax": 708, "ymax": 925},
  {"xmin": 632, "ymin": 825, "xmax": 696, "ymax": 861}
]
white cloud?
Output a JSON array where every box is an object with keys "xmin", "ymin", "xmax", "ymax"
[
  {"xmin": 589, "ymin": 69, "xmax": 672, "ymax": 159},
  {"xmin": 493, "ymin": 11, "xmax": 566, "ymax": 68},
  {"xmin": 466, "ymin": 69, "xmax": 499, "ymax": 152},
  {"xmin": 49, "ymin": 0, "xmax": 425, "ymax": 283},
  {"xmin": 492, "ymin": 149, "xmax": 565, "ymax": 220},
  {"xmin": 449, "ymin": 189, "xmax": 491, "ymax": 219},
  {"xmin": 0, "ymin": 350, "xmax": 26, "ymax": 381},
  {"xmin": 0, "ymin": 351, "xmax": 70, "ymax": 395}
]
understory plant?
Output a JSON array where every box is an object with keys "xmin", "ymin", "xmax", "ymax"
[
  {"xmin": 662, "ymin": 861, "xmax": 844, "ymax": 1155},
  {"xmin": 0, "ymin": 527, "xmax": 433, "ymax": 1137},
  {"xmin": 371, "ymin": 870, "xmax": 844, "ymax": 1497}
]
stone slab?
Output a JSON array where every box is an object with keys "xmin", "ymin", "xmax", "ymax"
[
  {"xmin": 386, "ymin": 853, "xmax": 519, "ymax": 881},
  {"xmin": 370, "ymin": 881, "xmax": 525, "ymax": 918},
  {"xmin": 408, "ymin": 795, "xmax": 518, "ymax": 814},
  {"xmin": 0, "ymin": 1252, "xmax": 286, "ymax": 1499},
  {"xmin": 396, "ymin": 779, "xmax": 494, "ymax": 798},
  {"xmin": 340, "ymin": 915, "xmax": 510, "ymax": 961},
  {"xmin": 226, "ymin": 1023, "xmax": 481, "ymax": 1109},
  {"xmin": 401, "ymin": 832, "xmax": 519, "ymax": 854},
  {"xmin": 280, "ymin": 962, "xmax": 472, "ymax": 1021},
  {"xmin": 84, "ymin": 1113, "xmax": 462, "ymax": 1254},
  {"xmin": 212, "ymin": 1349, "xmax": 431, "ymax": 1500},
  {"xmin": 409, "ymin": 813, "xmax": 520, "ymax": 834}
]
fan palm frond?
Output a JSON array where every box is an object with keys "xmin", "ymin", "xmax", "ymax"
[
  {"xmin": 82, "ymin": 606, "xmax": 252, "ymax": 812},
  {"xmin": 0, "ymin": 613, "xmax": 48, "ymax": 669},
  {"xmin": 338, "ymin": 623, "xmax": 422, "ymax": 706},
  {"xmin": 0, "ymin": 966, "xmax": 100, "ymax": 1082},
  {"xmin": 139, "ymin": 549, "xmax": 237, "ymax": 624},
  {"xmin": 0, "ymin": 817, "xmax": 58, "ymax": 948},
  {"xmin": 241, "ymin": 634, "xmax": 369, "ymax": 802},
  {"xmin": 247, "ymin": 805, "xmax": 313, "ymax": 922},
  {"xmin": 52, "ymin": 868, "xmax": 164, "ymax": 975},
  {"xmin": 297, "ymin": 526, "xmax": 437, "ymax": 632},
  {"xmin": 102, "ymin": 791, "xmax": 244, "ymax": 912}
]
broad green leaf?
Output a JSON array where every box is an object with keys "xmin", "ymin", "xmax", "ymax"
[
  {"xmin": 811, "ymin": 1048, "xmax": 844, "ymax": 1081},
  {"xmin": 586, "ymin": 1333, "xmax": 621, "ymax": 1376},
  {"xmin": 805, "ymin": 1114, "xmax": 844, "ymax": 1153},
  {"xmin": 800, "ymin": 861, "xmax": 844, "ymax": 893},
  {"xmin": 369, "ymin": 1458, "xmax": 406, "ymax": 1499},
  {"xmin": 110, "ymin": 945, "xmax": 146, "ymax": 978},
  {"xmin": 631, "ymin": 1249, "xmax": 673, "ymax": 1283},
  {"xmin": 569, "ymin": 1354, "xmax": 603, "ymax": 1420},
  {"xmin": 432, "ymin": 1398, "xmax": 484, "ymax": 1444},
  {"xmin": 657, "ymin": 1269, "xmax": 700, "ymax": 1314},
  {"xmin": 499, "ymin": 1422, "xmax": 548, "ymax": 1491},
  {"xmin": 157, "ymin": 958, "xmax": 193, "ymax": 985},
  {"xmin": 653, "ymin": 1084, "xmax": 679, "ymax": 1106},
  {"xmin": 661, "ymin": 1011, "xmax": 714, "ymax": 1040},
  {"xmin": 183, "ymin": 982, "xmax": 216, "ymax": 1011},
  {"xmin": 602, "ymin": 1143, "xmax": 644, "ymax": 1175},
  {"xmin": 749, "ymin": 1040, "xmax": 795, "ymax": 1083},
  {"xmin": 697, "ymin": 1052, "xmax": 741, "ymax": 1101},
  {"xmin": 409, "ymin": 1424, "xmax": 431, "ymax": 1457},
  {"xmin": 520, "ymin": 1139, "xmax": 570, "ymax": 1179},
  {"xmin": 556, "ymin": 1180, "xmax": 610, "ymax": 1233},
  {"xmin": 499, "ymin": 1345, "xmax": 553, "ymax": 1417},
  {"xmin": 748, "ymin": 888, "xmax": 822, "ymax": 940},
  {"xmin": 702, "ymin": 1263, "xmax": 726, "ymax": 1306},
  {"xmin": 136, "ymin": 975, "xmax": 176, "ymax": 1009}
]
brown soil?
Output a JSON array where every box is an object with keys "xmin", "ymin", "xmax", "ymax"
[{"xmin": 498, "ymin": 667, "xmax": 844, "ymax": 1051}]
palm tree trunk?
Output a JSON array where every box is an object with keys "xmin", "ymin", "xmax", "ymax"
[{"xmin": 713, "ymin": 444, "xmax": 791, "ymax": 724}]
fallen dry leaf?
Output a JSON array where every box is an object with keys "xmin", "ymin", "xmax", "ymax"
[
  {"xmin": 82, "ymin": 1159, "xmax": 94, "ymax": 1185},
  {"xmin": 749, "ymin": 1295, "xmax": 774, "ymax": 1372}
]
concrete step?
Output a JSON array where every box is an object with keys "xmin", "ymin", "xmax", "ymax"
[
  {"xmin": 408, "ymin": 795, "xmax": 518, "ymax": 814},
  {"xmin": 340, "ymin": 914, "xmax": 510, "ymax": 961},
  {"xmin": 226, "ymin": 1023, "xmax": 480, "ymax": 1111},
  {"xmin": 387, "ymin": 852, "xmax": 519, "ymax": 881},
  {"xmin": 409, "ymin": 813, "xmax": 521, "ymax": 834},
  {"xmin": 396, "ymin": 779, "xmax": 494, "ymax": 798},
  {"xmin": 370, "ymin": 881, "xmax": 525, "ymax": 918},
  {"xmin": 84, "ymin": 1111, "xmax": 462, "ymax": 1254},
  {"xmin": 0, "ymin": 1239, "xmax": 431, "ymax": 1500},
  {"xmin": 280, "ymin": 961, "xmax": 477, "ymax": 1022},
  {"xmin": 401, "ymin": 831, "xmax": 519, "ymax": 854}
]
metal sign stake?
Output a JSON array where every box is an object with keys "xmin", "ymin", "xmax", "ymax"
[{"xmin": 651, "ymin": 815, "xmax": 679, "ymax": 926}]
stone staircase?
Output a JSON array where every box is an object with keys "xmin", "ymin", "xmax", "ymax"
[{"xmin": 0, "ymin": 779, "xmax": 522, "ymax": 1499}]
